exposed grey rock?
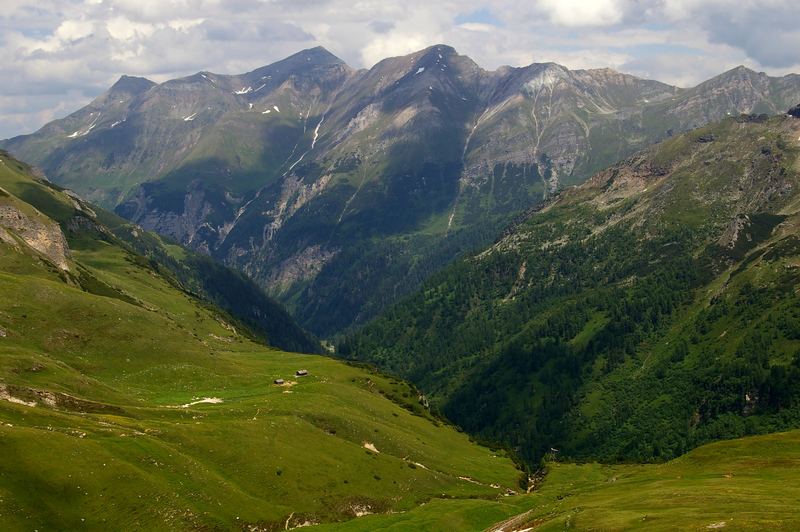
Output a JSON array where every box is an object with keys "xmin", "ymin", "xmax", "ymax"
[
  {"xmin": 4, "ymin": 48, "xmax": 800, "ymax": 335},
  {"xmin": 0, "ymin": 205, "xmax": 71, "ymax": 270}
]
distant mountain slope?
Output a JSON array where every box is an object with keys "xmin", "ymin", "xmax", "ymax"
[
  {"xmin": 4, "ymin": 46, "xmax": 800, "ymax": 336},
  {"xmin": 2, "ymin": 47, "xmax": 352, "ymax": 208},
  {"xmin": 0, "ymin": 150, "xmax": 522, "ymax": 529},
  {"xmin": 341, "ymin": 112, "xmax": 800, "ymax": 464},
  {"xmin": 0, "ymin": 149, "xmax": 320, "ymax": 354}
]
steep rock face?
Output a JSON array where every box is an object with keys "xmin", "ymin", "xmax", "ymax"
[
  {"xmin": 461, "ymin": 63, "xmax": 678, "ymax": 197},
  {"xmin": 116, "ymin": 179, "xmax": 236, "ymax": 254},
  {"xmin": 0, "ymin": 200, "xmax": 71, "ymax": 271},
  {"xmin": 4, "ymin": 47, "xmax": 800, "ymax": 336}
]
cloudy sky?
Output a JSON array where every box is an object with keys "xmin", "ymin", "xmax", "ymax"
[{"xmin": 1, "ymin": 0, "xmax": 799, "ymax": 138}]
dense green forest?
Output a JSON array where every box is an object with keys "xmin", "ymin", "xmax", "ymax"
[{"xmin": 340, "ymin": 114, "xmax": 800, "ymax": 466}]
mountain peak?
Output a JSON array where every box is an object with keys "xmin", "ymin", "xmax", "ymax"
[
  {"xmin": 243, "ymin": 46, "xmax": 350, "ymax": 81},
  {"xmin": 423, "ymin": 44, "xmax": 457, "ymax": 54},
  {"xmin": 414, "ymin": 44, "xmax": 459, "ymax": 62},
  {"xmin": 720, "ymin": 65, "xmax": 763, "ymax": 79},
  {"xmin": 522, "ymin": 62, "xmax": 570, "ymax": 91},
  {"xmin": 283, "ymin": 45, "xmax": 347, "ymax": 66},
  {"xmin": 109, "ymin": 75, "xmax": 156, "ymax": 94},
  {"xmin": 693, "ymin": 65, "xmax": 768, "ymax": 91}
]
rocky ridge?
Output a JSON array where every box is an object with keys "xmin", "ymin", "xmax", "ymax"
[{"xmin": 4, "ymin": 46, "xmax": 800, "ymax": 335}]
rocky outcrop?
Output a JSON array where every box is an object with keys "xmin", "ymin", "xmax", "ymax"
[
  {"xmin": 119, "ymin": 180, "xmax": 235, "ymax": 254},
  {"xmin": 266, "ymin": 245, "xmax": 338, "ymax": 293},
  {"xmin": 718, "ymin": 214, "xmax": 750, "ymax": 249},
  {"xmin": 0, "ymin": 203, "xmax": 71, "ymax": 270}
]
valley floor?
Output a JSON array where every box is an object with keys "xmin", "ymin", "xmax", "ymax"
[{"xmin": 316, "ymin": 430, "xmax": 800, "ymax": 531}]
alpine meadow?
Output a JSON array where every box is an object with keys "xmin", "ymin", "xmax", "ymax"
[{"xmin": 2, "ymin": 1, "xmax": 800, "ymax": 530}]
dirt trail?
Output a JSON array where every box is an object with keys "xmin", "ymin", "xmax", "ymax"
[{"xmin": 487, "ymin": 509, "xmax": 536, "ymax": 532}]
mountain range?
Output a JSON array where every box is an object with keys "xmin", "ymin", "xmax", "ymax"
[
  {"xmin": 3, "ymin": 98, "xmax": 800, "ymax": 532},
  {"xmin": 4, "ymin": 46, "xmax": 800, "ymax": 338},
  {"xmin": 341, "ymin": 112, "xmax": 800, "ymax": 465},
  {"xmin": 4, "ymin": 43, "xmax": 800, "ymax": 529}
]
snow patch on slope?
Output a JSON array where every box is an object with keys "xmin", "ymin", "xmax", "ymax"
[
  {"xmin": 311, "ymin": 116, "xmax": 324, "ymax": 149},
  {"xmin": 67, "ymin": 113, "xmax": 101, "ymax": 138}
]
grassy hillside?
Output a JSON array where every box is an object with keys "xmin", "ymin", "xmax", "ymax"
[
  {"xmin": 0, "ymin": 150, "xmax": 320, "ymax": 354},
  {"xmin": 317, "ymin": 430, "xmax": 800, "ymax": 530},
  {"xmin": 0, "ymin": 152, "xmax": 523, "ymax": 529},
  {"xmin": 342, "ymin": 113, "xmax": 800, "ymax": 466}
]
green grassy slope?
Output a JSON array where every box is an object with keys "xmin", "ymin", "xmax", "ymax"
[
  {"xmin": 0, "ymin": 150, "xmax": 321, "ymax": 354},
  {"xmin": 0, "ymin": 152, "xmax": 522, "ymax": 529},
  {"xmin": 342, "ymin": 114, "xmax": 800, "ymax": 466},
  {"xmin": 317, "ymin": 430, "xmax": 800, "ymax": 531}
]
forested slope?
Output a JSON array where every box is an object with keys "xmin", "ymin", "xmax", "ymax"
[{"xmin": 341, "ymin": 112, "xmax": 800, "ymax": 465}]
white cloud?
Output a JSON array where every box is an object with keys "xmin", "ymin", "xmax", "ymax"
[
  {"xmin": 28, "ymin": 19, "xmax": 95, "ymax": 53},
  {"xmin": 55, "ymin": 19, "xmax": 94, "ymax": 41},
  {"xmin": 536, "ymin": 0, "xmax": 625, "ymax": 27},
  {"xmin": 168, "ymin": 18, "xmax": 205, "ymax": 32},
  {"xmin": 106, "ymin": 17, "xmax": 156, "ymax": 41},
  {"xmin": 457, "ymin": 23, "xmax": 494, "ymax": 33},
  {"xmin": 361, "ymin": 33, "xmax": 434, "ymax": 67}
]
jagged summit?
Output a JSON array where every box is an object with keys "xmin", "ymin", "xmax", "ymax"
[
  {"xmin": 698, "ymin": 65, "xmax": 764, "ymax": 87},
  {"xmin": 405, "ymin": 44, "xmax": 468, "ymax": 75},
  {"xmin": 109, "ymin": 75, "xmax": 156, "ymax": 94},
  {"xmin": 3, "ymin": 45, "xmax": 800, "ymax": 338},
  {"xmin": 271, "ymin": 45, "xmax": 348, "ymax": 68},
  {"xmin": 238, "ymin": 46, "xmax": 352, "ymax": 88},
  {"xmin": 247, "ymin": 46, "xmax": 348, "ymax": 75},
  {"xmin": 302, "ymin": 45, "xmax": 347, "ymax": 64},
  {"xmin": 419, "ymin": 43, "xmax": 458, "ymax": 56},
  {"xmin": 380, "ymin": 43, "xmax": 459, "ymax": 63},
  {"xmin": 520, "ymin": 62, "xmax": 570, "ymax": 90},
  {"xmin": 729, "ymin": 64, "xmax": 760, "ymax": 75}
]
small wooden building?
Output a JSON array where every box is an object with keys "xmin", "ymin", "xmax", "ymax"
[
  {"xmin": 295, "ymin": 369, "xmax": 309, "ymax": 377},
  {"xmin": 274, "ymin": 378, "xmax": 285, "ymax": 385}
]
